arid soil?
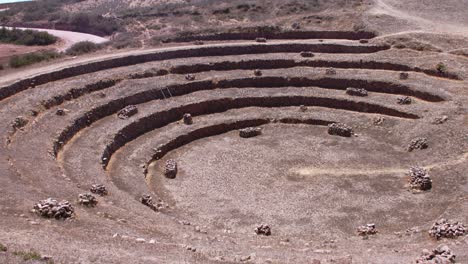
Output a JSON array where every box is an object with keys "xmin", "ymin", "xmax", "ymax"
[{"xmin": 0, "ymin": 0, "xmax": 467, "ymax": 263}]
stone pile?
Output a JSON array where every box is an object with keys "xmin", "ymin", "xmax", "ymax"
[
  {"xmin": 407, "ymin": 137, "xmax": 428, "ymax": 152},
  {"xmin": 300, "ymin": 51, "xmax": 314, "ymax": 57},
  {"xmin": 357, "ymin": 223, "xmax": 377, "ymax": 236},
  {"xmin": 328, "ymin": 123, "xmax": 353, "ymax": 137},
  {"xmin": 78, "ymin": 193, "xmax": 98, "ymax": 207},
  {"xmin": 11, "ymin": 116, "xmax": 28, "ymax": 131},
  {"xmin": 90, "ymin": 184, "xmax": 108, "ymax": 196},
  {"xmin": 117, "ymin": 105, "xmax": 138, "ymax": 119},
  {"xmin": 183, "ymin": 113, "xmax": 193, "ymax": 125},
  {"xmin": 140, "ymin": 194, "xmax": 165, "ymax": 212},
  {"xmin": 255, "ymin": 37, "xmax": 267, "ymax": 43},
  {"xmin": 325, "ymin": 68, "xmax": 336, "ymax": 75},
  {"xmin": 359, "ymin": 39, "xmax": 369, "ymax": 44},
  {"xmin": 239, "ymin": 127, "xmax": 262, "ymax": 138},
  {"xmin": 433, "ymin": 116, "xmax": 448, "ymax": 125},
  {"xmin": 254, "ymin": 69, "xmax": 262, "ymax": 76},
  {"xmin": 397, "ymin": 96, "xmax": 412, "ymax": 105},
  {"xmin": 299, "ymin": 105, "xmax": 308, "ymax": 112},
  {"xmin": 56, "ymin": 109, "xmax": 65, "ymax": 116},
  {"xmin": 255, "ymin": 224, "xmax": 271, "ymax": 236},
  {"xmin": 429, "ymin": 219, "xmax": 466, "ymax": 240},
  {"xmin": 345, "ymin": 87, "xmax": 368, "ymax": 97},
  {"xmin": 399, "ymin": 72, "xmax": 409, "ymax": 80},
  {"xmin": 164, "ymin": 159, "xmax": 178, "ymax": 179},
  {"xmin": 32, "ymin": 198, "xmax": 74, "ymax": 219},
  {"xmin": 416, "ymin": 244, "xmax": 456, "ymax": 263},
  {"xmin": 185, "ymin": 74, "xmax": 195, "ymax": 81},
  {"xmin": 409, "ymin": 166, "xmax": 432, "ymax": 191},
  {"xmin": 193, "ymin": 40, "xmax": 204, "ymax": 45}
]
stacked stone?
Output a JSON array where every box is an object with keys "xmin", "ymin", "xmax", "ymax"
[
  {"xmin": 397, "ymin": 96, "xmax": 412, "ymax": 105},
  {"xmin": 255, "ymin": 37, "xmax": 267, "ymax": 43},
  {"xmin": 239, "ymin": 127, "xmax": 262, "ymax": 138},
  {"xmin": 407, "ymin": 137, "xmax": 428, "ymax": 152},
  {"xmin": 357, "ymin": 224, "xmax": 377, "ymax": 236},
  {"xmin": 429, "ymin": 219, "xmax": 466, "ymax": 240},
  {"xmin": 140, "ymin": 195, "xmax": 165, "ymax": 212},
  {"xmin": 253, "ymin": 69, "xmax": 263, "ymax": 76},
  {"xmin": 90, "ymin": 184, "xmax": 108, "ymax": 196},
  {"xmin": 409, "ymin": 166, "xmax": 432, "ymax": 191},
  {"xmin": 255, "ymin": 224, "xmax": 271, "ymax": 236},
  {"xmin": 185, "ymin": 74, "xmax": 195, "ymax": 81},
  {"xmin": 183, "ymin": 113, "xmax": 193, "ymax": 125},
  {"xmin": 32, "ymin": 198, "xmax": 74, "ymax": 219},
  {"xmin": 328, "ymin": 123, "xmax": 353, "ymax": 137},
  {"xmin": 399, "ymin": 72, "xmax": 409, "ymax": 80},
  {"xmin": 416, "ymin": 244, "xmax": 456, "ymax": 263},
  {"xmin": 164, "ymin": 159, "xmax": 178, "ymax": 179},
  {"xmin": 325, "ymin": 68, "xmax": 336, "ymax": 75},
  {"xmin": 345, "ymin": 87, "xmax": 368, "ymax": 97},
  {"xmin": 117, "ymin": 105, "xmax": 138, "ymax": 119},
  {"xmin": 300, "ymin": 51, "xmax": 314, "ymax": 57},
  {"xmin": 78, "ymin": 193, "xmax": 98, "ymax": 207}
]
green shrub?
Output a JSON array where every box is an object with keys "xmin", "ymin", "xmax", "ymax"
[
  {"xmin": 0, "ymin": 243, "xmax": 7, "ymax": 252},
  {"xmin": 0, "ymin": 27, "xmax": 57, "ymax": 46},
  {"xmin": 13, "ymin": 250, "xmax": 42, "ymax": 261},
  {"xmin": 436, "ymin": 62, "xmax": 447, "ymax": 74},
  {"xmin": 66, "ymin": 41, "xmax": 102, "ymax": 56},
  {"xmin": 9, "ymin": 50, "xmax": 61, "ymax": 68},
  {"xmin": 111, "ymin": 32, "xmax": 141, "ymax": 49}
]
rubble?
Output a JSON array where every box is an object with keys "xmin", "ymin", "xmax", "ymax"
[
  {"xmin": 254, "ymin": 69, "xmax": 262, "ymax": 76},
  {"xmin": 299, "ymin": 105, "xmax": 308, "ymax": 112},
  {"xmin": 183, "ymin": 113, "xmax": 193, "ymax": 125},
  {"xmin": 193, "ymin": 40, "xmax": 204, "ymax": 45},
  {"xmin": 90, "ymin": 184, "xmax": 108, "ymax": 196},
  {"xmin": 255, "ymin": 37, "xmax": 267, "ymax": 43},
  {"xmin": 11, "ymin": 116, "xmax": 28, "ymax": 131},
  {"xmin": 345, "ymin": 87, "xmax": 368, "ymax": 97},
  {"xmin": 399, "ymin": 72, "xmax": 409, "ymax": 80},
  {"xmin": 357, "ymin": 223, "xmax": 377, "ymax": 236},
  {"xmin": 239, "ymin": 127, "xmax": 262, "ymax": 138},
  {"xmin": 416, "ymin": 244, "xmax": 456, "ymax": 263},
  {"xmin": 397, "ymin": 96, "xmax": 412, "ymax": 105},
  {"xmin": 409, "ymin": 166, "xmax": 432, "ymax": 191},
  {"xmin": 56, "ymin": 109, "xmax": 65, "ymax": 116},
  {"xmin": 117, "ymin": 105, "xmax": 138, "ymax": 119},
  {"xmin": 407, "ymin": 137, "xmax": 428, "ymax": 152},
  {"xmin": 325, "ymin": 67, "xmax": 336, "ymax": 75},
  {"xmin": 429, "ymin": 219, "xmax": 466, "ymax": 240},
  {"xmin": 300, "ymin": 51, "xmax": 314, "ymax": 57},
  {"xmin": 255, "ymin": 224, "xmax": 271, "ymax": 236},
  {"xmin": 328, "ymin": 123, "xmax": 353, "ymax": 137},
  {"xmin": 359, "ymin": 39, "xmax": 369, "ymax": 44},
  {"xmin": 164, "ymin": 159, "xmax": 178, "ymax": 179},
  {"xmin": 78, "ymin": 193, "xmax": 98, "ymax": 207},
  {"xmin": 140, "ymin": 194, "xmax": 166, "ymax": 212},
  {"xmin": 32, "ymin": 198, "xmax": 74, "ymax": 219},
  {"xmin": 432, "ymin": 116, "xmax": 448, "ymax": 124},
  {"xmin": 185, "ymin": 74, "xmax": 195, "ymax": 81}
]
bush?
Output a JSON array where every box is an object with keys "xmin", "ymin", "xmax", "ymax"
[
  {"xmin": 436, "ymin": 62, "xmax": 447, "ymax": 74},
  {"xmin": 66, "ymin": 41, "xmax": 101, "ymax": 56},
  {"xmin": 111, "ymin": 32, "xmax": 141, "ymax": 49},
  {"xmin": 62, "ymin": 13, "xmax": 120, "ymax": 36},
  {"xmin": 9, "ymin": 50, "xmax": 61, "ymax": 68},
  {"xmin": 0, "ymin": 27, "xmax": 57, "ymax": 46}
]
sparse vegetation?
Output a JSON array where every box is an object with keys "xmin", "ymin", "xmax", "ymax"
[
  {"xmin": 9, "ymin": 50, "xmax": 61, "ymax": 68},
  {"xmin": 0, "ymin": 243, "xmax": 7, "ymax": 252},
  {"xmin": 111, "ymin": 32, "xmax": 142, "ymax": 49},
  {"xmin": 0, "ymin": 27, "xmax": 57, "ymax": 46},
  {"xmin": 436, "ymin": 62, "xmax": 447, "ymax": 74},
  {"xmin": 13, "ymin": 249, "xmax": 42, "ymax": 261},
  {"xmin": 66, "ymin": 41, "xmax": 102, "ymax": 56}
]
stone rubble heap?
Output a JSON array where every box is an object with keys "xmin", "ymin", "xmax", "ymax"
[
  {"xmin": 345, "ymin": 87, "xmax": 368, "ymax": 97},
  {"xmin": 328, "ymin": 123, "xmax": 353, "ymax": 137},
  {"xmin": 416, "ymin": 244, "xmax": 456, "ymax": 263},
  {"xmin": 399, "ymin": 72, "xmax": 409, "ymax": 80},
  {"xmin": 429, "ymin": 219, "xmax": 466, "ymax": 240},
  {"xmin": 407, "ymin": 137, "xmax": 429, "ymax": 152},
  {"xmin": 397, "ymin": 96, "xmax": 412, "ymax": 105},
  {"xmin": 117, "ymin": 105, "xmax": 138, "ymax": 119},
  {"xmin": 164, "ymin": 159, "xmax": 178, "ymax": 179},
  {"xmin": 254, "ymin": 69, "xmax": 263, "ymax": 76},
  {"xmin": 183, "ymin": 113, "xmax": 193, "ymax": 125},
  {"xmin": 325, "ymin": 68, "xmax": 336, "ymax": 75},
  {"xmin": 78, "ymin": 193, "xmax": 98, "ymax": 207},
  {"xmin": 255, "ymin": 37, "xmax": 267, "ymax": 43},
  {"xmin": 255, "ymin": 224, "xmax": 271, "ymax": 236},
  {"xmin": 32, "ymin": 198, "xmax": 74, "ymax": 219},
  {"xmin": 90, "ymin": 184, "xmax": 108, "ymax": 196},
  {"xmin": 140, "ymin": 194, "xmax": 166, "ymax": 212},
  {"xmin": 239, "ymin": 127, "xmax": 262, "ymax": 138},
  {"xmin": 357, "ymin": 223, "xmax": 377, "ymax": 236},
  {"xmin": 300, "ymin": 51, "xmax": 314, "ymax": 57},
  {"xmin": 409, "ymin": 166, "xmax": 432, "ymax": 191},
  {"xmin": 185, "ymin": 74, "xmax": 195, "ymax": 81},
  {"xmin": 11, "ymin": 116, "xmax": 28, "ymax": 131}
]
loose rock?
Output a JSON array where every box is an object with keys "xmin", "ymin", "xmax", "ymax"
[
  {"xmin": 90, "ymin": 184, "xmax": 108, "ymax": 196},
  {"xmin": 78, "ymin": 193, "xmax": 98, "ymax": 207},
  {"xmin": 407, "ymin": 137, "xmax": 428, "ymax": 152},
  {"xmin": 56, "ymin": 109, "xmax": 65, "ymax": 116},
  {"xmin": 255, "ymin": 37, "xmax": 267, "ymax": 43},
  {"xmin": 239, "ymin": 127, "xmax": 262, "ymax": 138},
  {"xmin": 193, "ymin": 40, "xmax": 204, "ymax": 45},
  {"xmin": 253, "ymin": 69, "xmax": 262, "ymax": 76},
  {"xmin": 359, "ymin": 39, "xmax": 369, "ymax": 44},
  {"xmin": 328, "ymin": 123, "xmax": 353, "ymax": 137},
  {"xmin": 117, "ymin": 105, "xmax": 138, "ymax": 119},
  {"xmin": 140, "ymin": 194, "xmax": 165, "ymax": 211},
  {"xmin": 416, "ymin": 244, "xmax": 456, "ymax": 263},
  {"xmin": 345, "ymin": 87, "xmax": 368, "ymax": 97},
  {"xmin": 32, "ymin": 198, "xmax": 74, "ymax": 219},
  {"xmin": 397, "ymin": 96, "xmax": 412, "ymax": 105},
  {"xmin": 255, "ymin": 224, "xmax": 271, "ymax": 236},
  {"xmin": 164, "ymin": 159, "xmax": 178, "ymax": 179},
  {"xmin": 183, "ymin": 113, "xmax": 193, "ymax": 125},
  {"xmin": 357, "ymin": 223, "xmax": 377, "ymax": 236},
  {"xmin": 185, "ymin": 74, "xmax": 195, "ymax": 81},
  {"xmin": 432, "ymin": 116, "xmax": 448, "ymax": 124},
  {"xmin": 300, "ymin": 51, "xmax": 314, "ymax": 57},
  {"xmin": 399, "ymin": 72, "xmax": 409, "ymax": 80},
  {"xmin": 409, "ymin": 166, "xmax": 432, "ymax": 191},
  {"xmin": 11, "ymin": 116, "xmax": 28, "ymax": 131},
  {"xmin": 429, "ymin": 219, "xmax": 466, "ymax": 240},
  {"xmin": 299, "ymin": 105, "xmax": 308, "ymax": 112},
  {"xmin": 325, "ymin": 67, "xmax": 336, "ymax": 75}
]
